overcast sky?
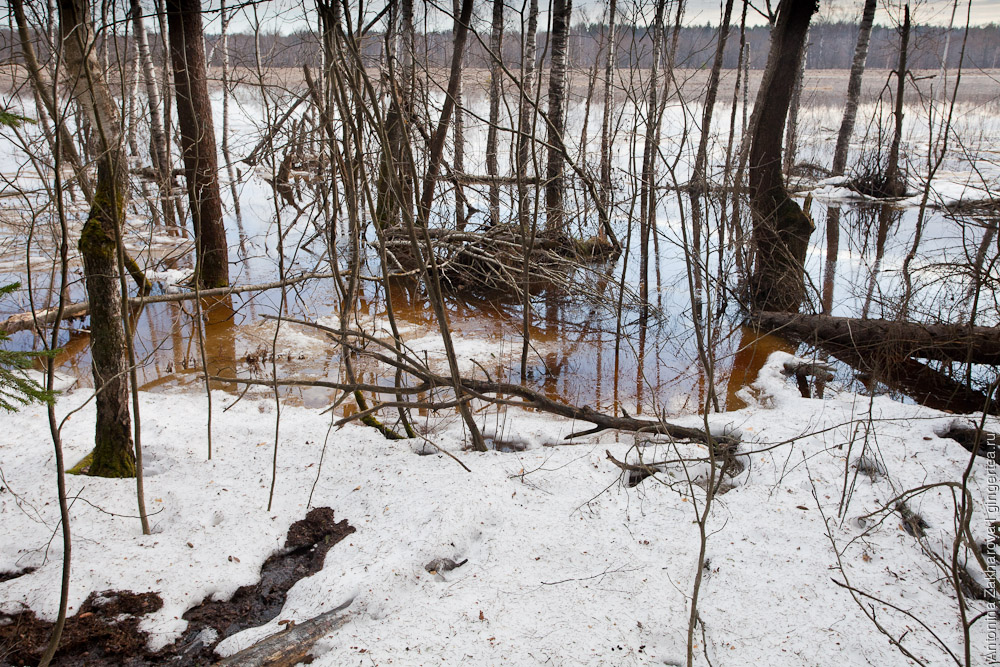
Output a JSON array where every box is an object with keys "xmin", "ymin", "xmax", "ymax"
[{"xmin": 204, "ymin": 0, "xmax": 1000, "ymax": 36}]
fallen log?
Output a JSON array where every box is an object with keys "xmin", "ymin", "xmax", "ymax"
[
  {"xmin": 753, "ymin": 312, "xmax": 1000, "ymax": 365},
  {"xmin": 778, "ymin": 331, "xmax": 997, "ymax": 415},
  {"xmin": 939, "ymin": 420, "xmax": 999, "ymax": 459},
  {"xmin": 0, "ymin": 272, "xmax": 340, "ymax": 335},
  {"xmin": 213, "ymin": 597, "xmax": 352, "ymax": 667}
]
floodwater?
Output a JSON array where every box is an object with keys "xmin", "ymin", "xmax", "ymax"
[{"xmin": 2, "ymin": 72, "xmax": 998, "ymax": 422}]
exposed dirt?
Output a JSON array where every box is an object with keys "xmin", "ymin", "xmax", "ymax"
[
  {"xmin": 0, "ymin": 590, "xmax": 163, "ymax": 667},
  {"xmin": 0, "ymin": 507, "xmax": 354, "ymax": 666}
]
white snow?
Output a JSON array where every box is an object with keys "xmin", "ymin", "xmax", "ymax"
[{"xmin": 1, "ymin": 352, "xmax": 996, "ymax": 665}]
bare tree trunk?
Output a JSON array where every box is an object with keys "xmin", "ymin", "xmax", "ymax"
[
  {"xmin": 516, "ymin": 0, "xmax": 539, "ymax": 232},
  {"xmin": 748, "ymin": 0, "xmax": 818, "ymax": 313},
  {"xmin": 130, "ymin": 0, "xmax": 176, "ymax": 227},
  {"xmin": 486, "ymin": 0, "xmax": 503, "ymax": 226},
  {"xmin": 832, "ymin": 0, "xmax": 877, "ymax": 176},
  {"xmin": 167, "ymin": 0, "xmax": 230, "ymax": 287},
  {"xmin": 597, "ymin": 0, "xmax": 617, "ymax": 234},
  {"xmin": 414, "ymin": 0, "xmax": 487, "ymax": 452},
  {"xmin": 544, "ymin": 0, "xmax": 572, "ymax": 234},
  {"xmin": 884, "ymin": 3, "xmax": 910, "ymax": 198},
  {"xmin": 12, "ymin": 0, "xmax": 93, "ymax": 202},
  {"xmin": 377, "ymin": 0, "xmax": 414, "ymax": 229},
  {"xmin": 782, "ymin": 33, "xmax": 807, "ymax": 177},
  {"xmin": 220, "ymin": 0, "xmax": 243, "ymax": 228},
  {"xmin": 452, "ymin": 0, "xmax": 467, "ymax": 230},
  {"xmin": 638, "ymin": 0, "xmax": 666, "ymax": 321},
  {"xmin": 689, "ymin": 0, "xmax": 735, "ymax": 318},
  {"xmin": 57, "ymin": 0, "xmax": 135, "ymax": 478},
  {"xmin": 824, "ymin": 0, "xmax": 877, "ymax": 314}
]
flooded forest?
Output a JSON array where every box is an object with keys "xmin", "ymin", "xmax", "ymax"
[{"xmin": 1, "ymin": 0, "xmax": 999, "ymax": 665}]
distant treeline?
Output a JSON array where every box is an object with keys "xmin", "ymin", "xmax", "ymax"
[
  {"xmin": 212, "ymin": 21, "xmax": 1000, "ymax": 71},
  {"xmin": 1, "ymin": 20, "xmax": 997, "ymax": 72}
]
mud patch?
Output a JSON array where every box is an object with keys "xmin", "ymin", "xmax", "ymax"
[
  {"xmin": 0, "ymin": 567, "xmax": 35, "ymax": 584},
  {"xmin": 0, "ymin": 507, "xmax": 353, "ymax": 666},
  {"xmin": 0, "ymin": 590, "xmax": 162, "ymax": 666},
  {"xmin": 172, "ymin": 506, "xmax": 354, "ymax": 663}
]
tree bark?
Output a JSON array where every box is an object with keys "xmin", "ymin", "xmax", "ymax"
[
  {"xmin": 57, "ymin": 0, "xmax": 135, "ymax": 478},
  {"xmin": 884, "ymin": 3, "xmax": 910, "ymax": 198},
  {"xmin": 748, "ymin": 0, "xmax": 818, "ymax": 313},
  {"xmin": 831, "ymin": 0, "xmax": 877, "ymax": 177},
  {"xmin": 452, "ymin": 0, "xmax": 467, "ymax": 230},
  {"xmin": 638, "ymin": 0, "xmax": 666, "ymax": 322},
  {"xmin": 214, "ymin": 599, "xmax": 353, "ymax": 667},
  {"xmin": 597, "ymin": 0, "xmax": 617, "ymax": 233},
  {"xmin": 544, "ymin": 0, "xmax": 572, "ymax": 234},
  {"xmin": 12, "ymin": 0, "xmax": 93, "ymax": 202},
  {"xmin": 486, "ymin": 0, "xmax": 503, "ymax": 226},
  {"xmin": 516, "ymin": 0, "xmax": 539, "ymax": 233},
  {"xmin": 753, "ymin": 311, "xmax": 1000, "ymax": 365},
  {"xmin": 377, "ymin": 0, "xmax": 414, "ymax": 229},
  {"xmin": 167, "ymin": 0, "xmax": 229, "ymax": 288},
  {"xmin": 130, "ymin": 0, "xmax": 177, "ymax": 227}
]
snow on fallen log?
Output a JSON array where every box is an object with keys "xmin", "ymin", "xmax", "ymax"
[{"xmin": 213, "ymin": 597, "xmax": 353, "ymax": 667}]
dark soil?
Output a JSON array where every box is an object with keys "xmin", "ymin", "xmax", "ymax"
[
  {"xmin": 0, "ymin": 507, "xmax": 354, "ymax": 666},
  {"xmin": 0, "ymin": 590, "xmax": 162, "ymax": 667},
  {"xmin": 0, "ymin": 568, "xmax": 35, "ymax": 584}
]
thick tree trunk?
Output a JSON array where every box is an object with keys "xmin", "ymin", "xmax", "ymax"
[
  {"xmin": 166, "ymin": 0, "xmax": 229, "ymax": 288},
  {"xmin": 544, "ymin": 0, "xmax": 572, "ymax": 234},
  {"xmin": 884, "ymin": 4, "xmax": 910, "ymax": 198},
  {"xmin": 57, "ymin": 0, "xmax": 135, "ymax": 478},
  {"xmin": 753, "ymin": 311, "xmax": 1000, "ymax": 365},
  {"xmin": 748, "ymin": 0, "xmax": 818, "ymax": 313},
  {"xmin": 486, "ymin": 0, "xmax": 503, "ymax": 226}
]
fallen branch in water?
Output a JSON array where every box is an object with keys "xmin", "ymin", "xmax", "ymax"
[{"xmin": 209, "ymin": 316, "xmax": 736, "ymax": 448}]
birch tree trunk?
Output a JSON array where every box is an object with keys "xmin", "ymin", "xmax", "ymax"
[
  {"xmin": 832, "ymin": 0, "xmax": 877, "ymax": 176},
  {"xmin": 167, "ymin": 0, "xmax": 229, "ymax": 288},
  {"xmin": 220, "ymin": 0, "xmax": 242, "ymax": 227},
  {"xmin": 516, "ymin": 0, "xmax": 539, "ymax": 232},
  {"xmin": 824, "ymin": 0, "xmax": 877, "ymax": 313},
  {"xmin": 486, "ymin": 0, "xmax": 504, "ymax": 226},
  {"xmin": 453, "ymin": 0, "xmax": 467, "ymax": 230},
  {"xmin": 130, "ymin": 0, "xmax": 176, "ymax": 227},
  {"xmin": 544, "ymin": 0, "xmax": 572, "ymax": 234},
  {"xmin": 638, "ymin": 0, "xmax": 666, "ymax": 321},
  {"xmin": 597, "ymin": 0, "xmax": 617, "ymax": 235}
]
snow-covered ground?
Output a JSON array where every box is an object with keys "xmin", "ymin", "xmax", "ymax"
[{"xmin": 1, "ymin": 352, "xmax": 996, "ymax": 665}]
